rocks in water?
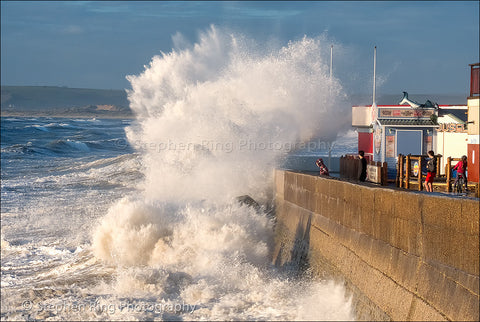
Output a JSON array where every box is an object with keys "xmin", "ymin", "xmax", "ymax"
[{"xmin": 235, "ymin": 195, "xmax": 275, "ymax": 220}]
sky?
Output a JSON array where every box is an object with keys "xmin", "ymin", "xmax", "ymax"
[{"xmin": 1, "ymin": 1, "xmax": 479, "ymax": 95}]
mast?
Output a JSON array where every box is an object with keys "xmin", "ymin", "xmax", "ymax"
[
  {"xmin": 328, "ymin": 45, "xmax": 333, "ymax": 171},
  {"xmin": 373, "ymin": 46, "xmax": 377, "ymax": 107},
  {"xmin": 372, "ymin": 46, "xmax": 378, "ymax": 162}
]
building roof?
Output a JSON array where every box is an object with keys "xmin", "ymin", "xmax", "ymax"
[
  {"xmin": 378, "ymin": 119, "xmax": 438, "ymax": 127},
  {"xmin": 438, "ymin": 113, "xmax": 466, "ymax": 124},
  {"xmin": 438, "ymin": 109, "xmax": 468, "ymax": 122}
]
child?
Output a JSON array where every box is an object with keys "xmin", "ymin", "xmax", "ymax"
[
  {"xmin": 315, "ymin": 158, "xmax": 329, "ymax": 176},
  {"xmin": 423, "ymin": 150, "xmax": 436, "ymax": 192},
  {"xmin": 452, "ymin": 155, "xmax": 468, "ymax": 192}
]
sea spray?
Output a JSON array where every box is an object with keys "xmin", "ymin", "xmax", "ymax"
[
  {"xmin": 123, "ymin": 25, "xmax": 346, "ymax": 202},
  {"xmin": 92, "ymin": 26, "xmax": 354, "ymax": 320}
]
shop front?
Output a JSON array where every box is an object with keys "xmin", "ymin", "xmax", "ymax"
[{"xmin": 353, "ymin": 103, "xmax": 438, "ymax": 179}]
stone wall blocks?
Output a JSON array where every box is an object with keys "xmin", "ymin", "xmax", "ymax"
[{"xmin": 274, "ymin": 170, "xmax": 479, "ymax": 321}]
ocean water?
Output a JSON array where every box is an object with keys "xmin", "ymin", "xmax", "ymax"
[{"xmin": 1, "ymin": 27, "xmax": 357, "ymax": 321}]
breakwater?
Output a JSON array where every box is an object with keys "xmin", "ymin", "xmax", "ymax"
[{"xmin": 273, "ymin": 169, "xmax": 479, "ymax": 321}]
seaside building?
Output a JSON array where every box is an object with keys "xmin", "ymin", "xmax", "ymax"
[
  {"xmin": 352, "ymin": 99, "xmax": 441, "ymax": 179},
  {"xmin": 352, "ymin": 62, "xmax": 478, "ymax": 182},
  {"xmin": 467, "ymin": 63, "xmax": 479, "ymax": 184},
  {"xmin": 434, "ymin": 105, "xmax": 468, "ymax": 172}
]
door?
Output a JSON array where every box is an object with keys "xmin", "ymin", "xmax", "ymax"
[{"xmin": 396, "ymin": 130, "xmax": 423, "ymax": 156}]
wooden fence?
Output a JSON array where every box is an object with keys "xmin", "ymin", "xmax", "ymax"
[
  {"xmin": 340, "ymin": 155, "xmax": 388, "ymax": 185},
  {"xmin": 396, "ymin": 154, "xmax": 442, "ymax": 191},
  {"xmin": 397, "ymin": 154, "xmax": 479, "ymax": 196}
]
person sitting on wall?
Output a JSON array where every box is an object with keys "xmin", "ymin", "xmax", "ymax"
[
  {"xmin": 315, "ymin": 158, "xmax": 329, "ymax": 176},
  {"xmin": 453, "ymin": 155, "xmax": 468, "ymax": 192},
  {"xmin": 358, "ymin": 150, "xmax": 367, "ymax": 182},
  {"xmin": 423, "ymin": 150, "xmax": 437, "ymax": 192}
]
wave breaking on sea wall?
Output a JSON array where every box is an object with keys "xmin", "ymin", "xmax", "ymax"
[{"xmin": 91, "ymin": 25, "xmax": 354, "ymax": 320}]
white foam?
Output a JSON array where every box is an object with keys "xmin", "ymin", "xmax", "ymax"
[
  {"xmin": 65, "ymin": 139, "xmax": 90, "ymax": 152},
  {"xmin": 31, "ymin": 124, "xmax": 49, "ymax": 131},
  {"xmin": 92, "ymin": 198, "xmax": 354, "ymax": 320},
  {"xmin": 124, "ymin": 26, "xmax": 347, "ymax": 203},
  {"xmin": 90, "ymin": 26, "xmax": 354, "ymax": 320}
]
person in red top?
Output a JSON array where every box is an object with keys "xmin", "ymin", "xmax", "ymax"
[
  {"xmin": 423, "ymin": 150, "xmax": 437, "ymax": 192},
  {"xmin": 315, "ymin": 158, "xmax": 329, "ymax": 176},
  {"xmin": 453, "ymin": 155, "xmax": 468, "ymax": 192}
]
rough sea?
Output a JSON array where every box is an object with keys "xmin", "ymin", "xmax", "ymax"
[{"xmin": 1, "ymin": 27, "xmax": 358, "ymax": 321}]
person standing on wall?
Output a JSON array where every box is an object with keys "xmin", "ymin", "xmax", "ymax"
[
  {"xmin": 423, "ymin": 150, "xmax": 437, "ymax": 192},
  {"xmin": 358, "ymin": 150, "xmax": 367, "ymax": 182},
  {"xmin": 316, "ymin": 158, "xmax": 330, "ymax": 176}
]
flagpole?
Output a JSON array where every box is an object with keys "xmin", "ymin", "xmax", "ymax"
[
  {"xmin": 328, "ymin": 45, "xmax": 333, "ymax": 171},
  {"xmin": 373, "ymin": 46, "xmax": 377, "ymax": 107}
]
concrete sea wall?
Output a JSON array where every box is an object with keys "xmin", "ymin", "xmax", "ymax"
[{"xmin": 273, "ymin": 170, "xmax": 479, "ymax": 321}]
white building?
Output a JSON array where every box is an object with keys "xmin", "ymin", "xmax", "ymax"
[{"xmin": 435, "ymin": 106, "xmax": 468, "ymax": 173}]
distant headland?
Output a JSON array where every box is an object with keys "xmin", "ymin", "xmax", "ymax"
[{"xmin": 1, "ymin": 86, "xmax": 133, "ymax": 118}]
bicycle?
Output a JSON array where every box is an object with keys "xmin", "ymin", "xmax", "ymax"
[{"xmin": 453, "ymin": 173, "xmax": 466, "ymax": 194}]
